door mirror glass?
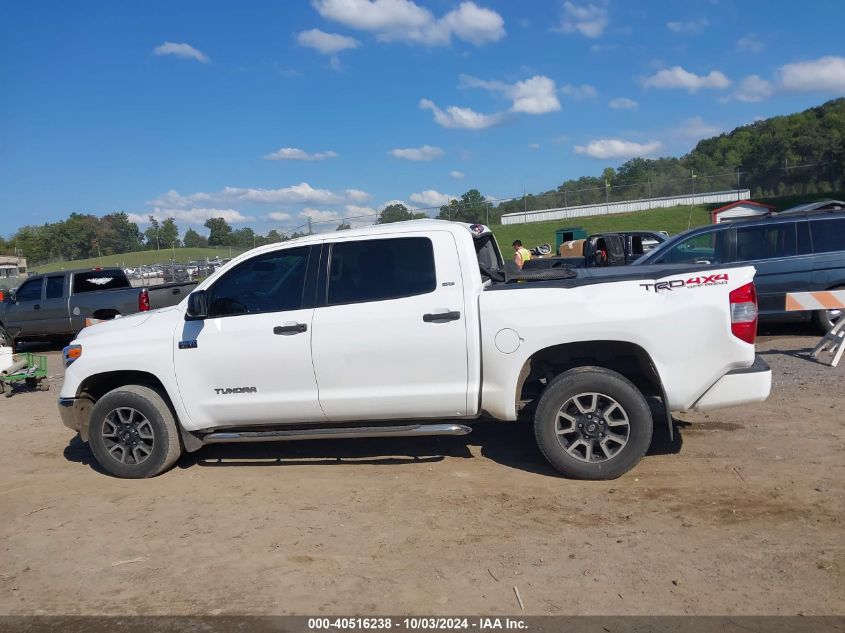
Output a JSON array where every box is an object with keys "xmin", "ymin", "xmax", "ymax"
[{"xmin": 186, "ymin": 290, "xmax": 208, "ymax": 320}]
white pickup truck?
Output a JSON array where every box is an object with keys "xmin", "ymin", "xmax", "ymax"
[{"xmin": 58, "ymin": 220, "xmax": 771, "ymax": 480}]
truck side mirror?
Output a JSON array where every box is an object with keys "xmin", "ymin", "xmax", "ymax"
[{"xmin": 185, "ymin": 290, "xmax": 208, "ymax": 320}]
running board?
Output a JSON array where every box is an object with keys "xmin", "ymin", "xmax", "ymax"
[{"xmin": 202, "ymin": 423, "xmax": 472, "ymax": 444}]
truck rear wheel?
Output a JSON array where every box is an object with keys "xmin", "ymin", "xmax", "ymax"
[
  {"xmin": 534, "ymin": 367, "xmax": 653, "ymax": 480},
  {"xmin": 88, "ymin": 385, "xmax": 182, "ymax": 478}
]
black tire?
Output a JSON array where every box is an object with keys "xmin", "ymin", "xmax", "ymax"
[
  {"xmin": 88, "ymin": 385, "xmax": 182, "ymax": 478},
  {"xmin": 534, "ymin": 367, "xmax": 653, "ymax": 480},
  {"xmin": 811, "ymin": 286, "xmax": 845, "ymax": 334}
]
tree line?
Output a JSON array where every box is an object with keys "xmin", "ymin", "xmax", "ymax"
[{"xmin": 3, "ymin": 98, "xmax": 843, "ymax": 264}]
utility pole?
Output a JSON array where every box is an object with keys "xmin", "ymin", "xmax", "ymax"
[
  {"xmin": 523, "ymin": 188, "xmax": 527, "ymax": 215},
  {"xmin": 563, "ymin": 186, "xmax": 567, "ymax": 209},
  {"xmin": 307, "ymin": 217, "xmax": 313, "ymax": 235},
  {"xmin": 605, "ymin": 179, "xmax": 610, "ymax": 213},
  {"xmin": 485, "ymin": 203, "xmax": 489, "ymax": 226},
  {"xmin": 691, "ymin": 169, "xmax": 697, "ymax": 199},
  {"xmin": 736, "ymin": 166, "xmax": 741, "ymax": 200}
]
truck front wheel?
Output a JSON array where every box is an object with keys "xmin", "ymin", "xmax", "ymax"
[
  {"xmin": 534, "ymin": 367, "xmax": 653, "ymax": 480},
  {"xmin": 88, "ymin": 385, "xmax": 182, "ymax": 478}
]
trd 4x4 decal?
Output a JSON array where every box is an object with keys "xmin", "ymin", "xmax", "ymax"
[{"xmin": 641, "ymin": 273, "xmax": 729, "ymax": 292}]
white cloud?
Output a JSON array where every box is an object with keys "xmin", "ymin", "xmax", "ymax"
[
  {"xmin": 609, "ymin": 97, "xmax": 638, "ymax": 109},
  {"xmin": 560, "ymin": 83, "xmax": 597, "ymax": 100},
  {"xmin": 779, "ymin": 56, "xmax": 845, "ymax": 93},
  {"xmin": 666, "ymin": 18, "xmax": 709, "ymax": 33},
  {"xmin": 419, "ymin": 98, "xmax": 504, "ymax": 129},
  {"xmin": 148, "ymin": 182, "xmax": 370, "ymax": 209},
  {"xmin": 138, "ymin": 207, "xmax": 254, "ymax": 225},
  {"xmin": 736, "ymin": 33, "xmax": 764, "ymax": 54},
  {"xmin": 224, "ymin": 184, "xmax": 344, "ymax": 205},
  {"xmin": 297, "ymin": 29, "xmax": 360, "ymax": 54},
  {"xmin": 263, "ymin": 147, "xmax": 339, "ymax": 161},
  {"xmin": 556, "ymin": 2, "xmax": 609, "ymax": 38},
  {"xmin": 642, "ymin": 66, "xmax": 730, "ymax": 92},
  {"xmin": 574, "ymin": 139, "xmax": 662, "ymax": 159},
  {"xmin": 267, "ymin": 212, "xmax": 292, "ymax": 221},
  {"xmin": 153, "ymin": 42, "xmax": 210, "ymax": 63},
  {"xmin": 389, "ymin": 145, "xmax": 445, "ymax": 161},
  {"xmin": 511, "ymin": 76, "xmax": 562, "ymax": 113},
  {"xmin": 675, "ymin": 116, "xmax": 721, "ymax": 140},
  {"xmin": 345, "ymin": 188, "xmax": 372, "ymax": 202},
  {"xmin": 342, "ymin": 205, "xmax": 379, "ymax": 226},
  {"xmin": 459, "ymin": 74, "xmax": 561, "ymax": 114},
  {"xmin": 734, "ymin": 75, "xmax": 774, "ymax": 102},
  {"xmin": 438, "ymin": 2, "xmax": 506, "ymax": 45},
  {"xmin": 311, "ymin": 0, "xmax": 505, "ymax": 47},
  {"xmin": 450, "ymin": 170, "xmax": 465, "ymax": 179},
  {"xmin": 300, "ymin": 208, "xmax": 341, "ymax": 223},
  {"xmin": 409, "ymin": 189, "xmax": 454, "ymax": 207},
  {"xmin": 528, "ymin": 143, "xmax": 540, "ymax": 149}
]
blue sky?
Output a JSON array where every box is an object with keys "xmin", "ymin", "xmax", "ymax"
[{"xmin": 2, "ymin": 0, "xmax": 845, "ymax": 237}]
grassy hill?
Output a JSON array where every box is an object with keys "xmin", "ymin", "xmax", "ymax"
[
  {"xmin": 490, "ymin": 205, "xmax": 711, "ymax": 249},
  {"xmin": 33, "ymin": 247, "xmax": 248, "ymax": 274}
]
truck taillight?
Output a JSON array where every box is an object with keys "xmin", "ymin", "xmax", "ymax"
[
  {"xmin": 139, "ymin": 288, "xmax": 150, "ymax": 312},
  {"xmin": 729, "ymin": 282, "xmax": 758, "ymax": 344}
]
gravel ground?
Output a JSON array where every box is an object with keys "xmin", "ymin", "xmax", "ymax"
[{"xmin": 0, "ymin": 327, "xmax": 842, "ymax": 616}]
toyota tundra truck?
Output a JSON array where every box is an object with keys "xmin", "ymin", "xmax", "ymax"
[{"xmin": 58, "ymin": 220, "xmax": 771, "ymax": 480}]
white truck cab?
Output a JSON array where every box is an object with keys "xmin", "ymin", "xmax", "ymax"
[{"xmin": 59, "ymin": 220, "xmax": 771, "ymax": 480}]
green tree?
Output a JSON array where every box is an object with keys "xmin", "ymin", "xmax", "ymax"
[
  {"xmin": 266, "ymin": 229, "xmax": 283, "ymax": 242},
  {"xmin": 336, "ymin": 222, "xmax": 352, "ymax": 231},
  {"xmin": 159, "ymin": 218, "xmax": 180, "ymax": 249},
  {"xmin": 204, "ymin": 217, "xmax": 233, "ymax": 247},
  {"xmin": 438, "ymin": 189, "xmax": 487, "ymax": 223},
  {"xmin": 230, "ymin": 227, "xmax": 256, "ymax": 248},
  {"xmin": 144, "ymin": 216, "xmax": 162, "ymax": 249},
  {"xmin": 98, "ymin": 212, "xmax": 143, "ymax": 255},
  {"xmin": 378, "ymin": 203, "xmax": 413, "ymax": 224},
  {"xmin": 183, "ymin": 228, "xmax": 208, "ymax": 248}
]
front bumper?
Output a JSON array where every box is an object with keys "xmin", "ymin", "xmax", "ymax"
[
  {"xmin": 692, "ymin": 355, "xmax": 772, "ymax": 411},
  {"xmin": 58, "ymin": 396, "xmax": 94, "ymax": 441}
]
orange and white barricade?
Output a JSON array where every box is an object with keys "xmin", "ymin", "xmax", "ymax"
[{"xmin": 785, "ymin": 290, "xmax": 845, "ymax": 367}]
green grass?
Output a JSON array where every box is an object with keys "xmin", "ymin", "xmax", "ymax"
[
  {"xmin": 32, "ymin": 247, "xmax": 250, "ymax": 274},
  {"xmin": 490, "ymin": 205, "xmax": 712, "ymax": 249}
]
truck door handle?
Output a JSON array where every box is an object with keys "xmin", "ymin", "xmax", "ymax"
[
  {"xmin": 423, "ymin": 311, "xmax": 461, "ymax": 323},
  {"xmin": 274, "ymin": 323, "xmax": 308, "ymax": 335}
]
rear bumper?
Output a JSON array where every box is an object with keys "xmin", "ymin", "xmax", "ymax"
[
  {"xmin": 58, "ymin": 396, "xmax": 94, "ymax": 441},
  {"xmin": 692, "ymin": 356, "xmax": 771, "ymax": 411}
]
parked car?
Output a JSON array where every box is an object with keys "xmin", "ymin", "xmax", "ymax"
[
  {"xmin": 525, "ymin": 231, "xmax": 667, "ymax": 270},
  {"xmin": 0, "ymin": 268, "xmax": 197, "ymax": 349},
  {"xmin": 59, "ymin": 220, "xmax": 770, "ymax": 480},
  {"xmin": 635, "ymin": 209, "xmax": 845, "ymax": 331}
]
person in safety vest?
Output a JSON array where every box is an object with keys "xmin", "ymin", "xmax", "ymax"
[{"xmin": 512, "ymin": 240, "xmax": 532, "ymax": 270}]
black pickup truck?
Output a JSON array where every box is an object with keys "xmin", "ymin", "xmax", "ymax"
[
  {"xmin": 525, "ymin": 231, "xmax": 667, "ymax": 270},
  {"xmin": 0, "ymin": 268, "xmax": 195, "ymax": 349}
]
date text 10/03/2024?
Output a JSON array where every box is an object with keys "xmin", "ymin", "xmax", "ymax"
[{"xmin": 307, "ymin": 618, "xmax": 528, "ymax": 630}]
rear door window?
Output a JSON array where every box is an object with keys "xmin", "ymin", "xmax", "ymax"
[
  {"xmin": 734, "ymin": 223, "xmax": 796, "ymax": 261},
  {"xmin": 45, "ymin": 276, "xmax": 65, "ymax": 299},
  {"xmin": 809, "ymin": 218, "xmax": 845, "ymax": 253},
  {"xmin": 327, "ymin": 237, "xmax": 436, "ymax": 305},
  {"xmin": 72, "ymin": 270, "xmax": 131, "ymax": 293}
]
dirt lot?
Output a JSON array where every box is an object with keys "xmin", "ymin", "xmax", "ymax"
[{"xmin": 1, "ymin": 328, "xmax": 843, "ymax": 616}]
